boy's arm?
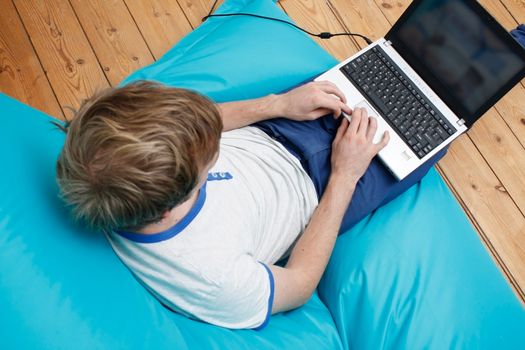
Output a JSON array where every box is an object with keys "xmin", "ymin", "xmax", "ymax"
[
  {"xmin": 218, "ymin": 81, "xmax": 352, "ymax": 131},
  {"xmin": 269, "ymin": 108, "xmax": 390, "ymax": 313}
]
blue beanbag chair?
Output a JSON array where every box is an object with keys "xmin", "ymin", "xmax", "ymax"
[{"xmin": 1, "ymin": 0, "xmax": 524, "ymax": 349}]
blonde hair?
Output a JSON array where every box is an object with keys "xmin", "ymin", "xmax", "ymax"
[{"xmin": 56, "ymin": 80, "xmax": 222, "ymax": 232}]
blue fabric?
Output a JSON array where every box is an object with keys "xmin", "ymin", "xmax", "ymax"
[
  {"xmin": 254, "ymin": 115, "xmax": 448, "ymax": 232},
  {"xmin": 511, "ymin": 24, "xmax": 525, "ymax": 48},
  {"xmin": 254, "ymin": 263, "xmax": 276, "ymax": 331},
  {"xmin": 1, "ymin": 0, "xmax": 524, "ymax": 348}
]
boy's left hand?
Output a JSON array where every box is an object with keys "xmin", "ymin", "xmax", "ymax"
[{"xmin": 275, "ymin": 81, "xmax": 352, "ymax": 121}]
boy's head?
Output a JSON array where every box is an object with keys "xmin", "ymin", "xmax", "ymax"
[{"xmin": 56, "ymin": 80, "xmax": 222, "ymax": 232}]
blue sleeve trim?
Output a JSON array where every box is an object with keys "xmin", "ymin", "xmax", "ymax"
[
  {"xmin": 113, "ymin": 184, "xmax": 207, "ymax": 243},
  {"xmin": 252, "ymin": 262, "xmax": 274, "ymax": 331}
]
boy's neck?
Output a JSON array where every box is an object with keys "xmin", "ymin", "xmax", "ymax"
[{"xmin": 135, "ymin": 189, "xmax": 200, "ymax": 235}]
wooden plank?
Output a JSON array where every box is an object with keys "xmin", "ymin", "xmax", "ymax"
[
  {"xmin": 328, "ymin": 0, "xmax": 391, "ymax": 48},
  {"xmin": 69, "ymin": 0, "xmax": 155, "ymax": 87},
  {"xmin": 177, "ymin": 0, "xmax": 224, "ymax": 29},
  {"xmin": 13, "ymin": 0, "xmax": 109, "ymax": 112},
  {"xmin": 376, "ymin": 0, "xmax": 522, "ymax": 36},
  {"xmin": 123, "ymin": 0, "xmax": 193, "ymax": 60},
  {"xmin": 477, "ymin": 0, "xmax": 525, "ymax": 149},
  {"xmin": 280, "ymin": 0, "xmax": 360, "ymax": 61},
  {"xmin": 500, "ymin": 0, "xmax": 525, "ymax": 24},
  {"xmin": 372, "ymin": 0, "xmax": 409, "ymax": 23},
  {"xmin": 0, "ymin": 0, "xmax": 63, "ymax": 119},
  {"xmin": 468, "ymin": 109, "xmax": 525, "ymax": 214},
  {"xmin": 439, "ymin": 136, "xmax": 525, "ymax": 300},
  {"xmin": 490, "ymin": 0, "xmax": 525, "ymax": 30},
  {"xmin": 494, "ymin": 84, "xmax": 525, "ymax": 148}
]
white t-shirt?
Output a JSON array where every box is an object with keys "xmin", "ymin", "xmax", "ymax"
[{"xmin": 106, "ymin": 127, "xmax": 319, "ymax": 329}]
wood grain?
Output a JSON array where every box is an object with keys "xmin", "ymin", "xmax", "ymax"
[
  {"xmin": 477, "ymin": 0, "xmax": 525, "ymax": 150},
  {"xmin": 0, "ymin": 0, "xmax": 63, "ymax": 119},
  {"xmin": 328, "ymin": 0, "xmax": 391, "ymax": 48},
  {"xmin": 468, "ymin": 109, "xmax": 525, "ymax": 216},
  {"xmin": 372, "ymin": 0, "xmax": 409, "ymax": 22},
  {"xmin": 280, "ymin": 0, "xmax": 359, "ymax": 61},
  {"xmin": 494, "ymin": 85, "xmax": 525, "ymax": 148},
  {"xmin": 500, "ymin": 0, "xmax": 525, "ymax": 24},
  {"xmin": 123, "ymin": 0, "xmax": 193, "ymax": 60},
  {"xmin": 13, "ymin": 0, "xmax": 110, "ymax": 113},
  {"xmin": 177, "ymin": 0, "xmax": 223, "ymax": 29},
  {"xmin": 69, "ymin": 0, "xmax": 155, "ymax": 86}
]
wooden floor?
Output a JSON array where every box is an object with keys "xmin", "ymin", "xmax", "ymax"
[{"xmin": 1, "ymin": 0, "xmax": 524, "ymax": 302}]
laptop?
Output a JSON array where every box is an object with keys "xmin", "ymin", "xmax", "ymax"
[{"xmin": 315, "ymin": 0, "xmax": 525, "ymax": 180}]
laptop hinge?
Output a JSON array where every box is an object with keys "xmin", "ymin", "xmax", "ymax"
[
  {"xmin": 456, "ymin": 119, "xmax": 466, "ymax": 126},
  {"xmin": 384, "ymin": 40, "xmax": 393, "ymax": 47}
]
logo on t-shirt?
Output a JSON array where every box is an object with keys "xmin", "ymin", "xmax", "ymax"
[{"xmin": 207, "ymin": 172, "xmax": 233, "ymax": 181}]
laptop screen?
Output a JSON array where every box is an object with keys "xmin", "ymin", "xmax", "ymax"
[{"xmin": 386, "ymin": 0, "xmax": 525, "ymax": 127}]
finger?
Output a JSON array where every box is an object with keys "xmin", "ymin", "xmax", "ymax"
[
  {"xmin": 334, "ymin": 118, "xmax": 349, "ymax": 143},
  {"xmin": 316, "ymin": 95, "xmax": 346, "ymax": 117},
  {"xmin": 337, "ymin": 108, "xmax": 353, "ymax": 120},
  {"xmin": 356, "ymin": 107, "xmax": 370, "ymax": 136},
  {"xmin": 366, "ymin": 117, "xmax": 378, "ymax": 141},
  {"xmin": 306, "ymin": 108, "xmax": 333, "ymax": 119},
  {"xmin": 315, "ymin": 82, "xmax": 348, "ymax": 104},
  {"xmin": 375, "ymin": 130, "xmax": 390, "ymax": 152},
  {"xmin": 348, "ymin": 107, "xmax": 361, "ymax": 135},
  {"xmin": 341, "ymin": 102, "xmax": 352, "ymax": 115}
]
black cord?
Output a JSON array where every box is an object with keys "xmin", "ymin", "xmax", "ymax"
[
  {"xmin": 201, "ymin": 12, "xmax": 373, "ymax": 45},
  {"xmin": 207, "ymin": 0, "xmax": 219, "ymax": 18}
]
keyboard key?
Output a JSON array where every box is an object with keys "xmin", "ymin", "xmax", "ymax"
[
  {"xmin": 436, "ymin": 126, "xmax": 448, "ymax": 139},
  {"xmin": 369, "ymin": 93, "xmax": 390, "ymax": 114}
]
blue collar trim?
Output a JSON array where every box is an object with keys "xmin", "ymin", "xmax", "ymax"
[{"xmin": 114, "ymin": 184, "xmax": 207, "ymax": 244}]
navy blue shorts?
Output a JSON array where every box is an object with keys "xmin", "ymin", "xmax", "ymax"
[{"xmin": 253, "ymin": 115, "xmax": 447, "ymax": 233}]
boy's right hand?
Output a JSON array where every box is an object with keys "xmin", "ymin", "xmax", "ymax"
[{"xmin": 330, "ymin": 107, "xmax": 390, "ymax": 191}]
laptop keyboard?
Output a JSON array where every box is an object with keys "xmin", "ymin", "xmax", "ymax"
[{"xmin": 340, "ymin": 46, "xmax": 457, "ymax": 159}]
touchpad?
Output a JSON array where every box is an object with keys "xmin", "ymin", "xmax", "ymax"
[{"xmin": 353, "ymin": 100, "xmax": 386, "ymax": 144}]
